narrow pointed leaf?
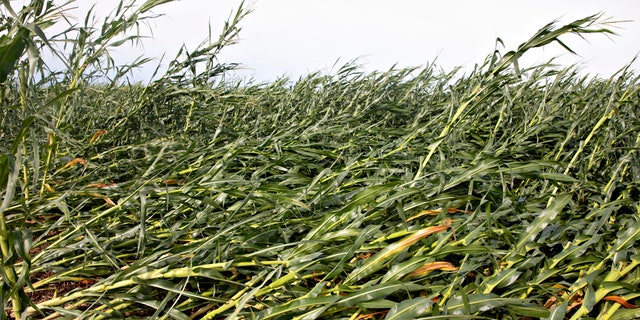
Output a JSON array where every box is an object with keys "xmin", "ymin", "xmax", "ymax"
[
  {"xmin": 610, "ymin": 309, "xmax": 640, "ymax": 320},
  {"xmin": 613, "ymin": 220, "xmax": 640, "ymax": 252},
  {"xmin": 258, "ymin": 296, "xmax": 341, "ymax": 320},
  {"xmin": 385, "ymin": 297, "xmax": 434, "ymax": 319},
  {"xmin": 446, "ymin": 294, "xmax": 524, "ymax": 315},
  {"xmin": 544, "ymin": 301, "xmax": 568, "ymax": 320},
  {"xmin": 338, "ymin": 282, "xmax": 424, "ymax": 307},
  {"xmin": 345, "ymin": 225, "xmax": 449, "ymax": 283},
  {"xmin": 509, "ymin": 193, "xmax": 572, "ymax": 260}
]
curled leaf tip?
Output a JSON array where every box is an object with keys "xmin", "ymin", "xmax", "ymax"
[{"xmin": 603, "ymin": 295, "xmax": 638, "ymax": 309}]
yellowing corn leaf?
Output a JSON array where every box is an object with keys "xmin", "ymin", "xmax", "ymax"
[
  {"xmin": 408, "ymin": 208, "xmax": 472, "ymax": 221},
  {"xmin": 61, "ymin": 158, "xmax": 86, "ymax": 170},
  {"xmin": 89, "ymin": 129, "xmax": 107, "ymax": 144},
  {"xmin": 345, "ymin": 225, "xmax": 449, "ymax": 284},
  {"xmin": 603, "ymin": 295, "xmax": 638, "ymax": 309},
  {"xmin": 407, "ymin": 261, "xmax": 458, "ymax": 278}
]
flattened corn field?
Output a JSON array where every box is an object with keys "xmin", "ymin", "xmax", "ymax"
[{"xmin": 1, "ymin": 2, "xmax": 640, "ymax": 319}]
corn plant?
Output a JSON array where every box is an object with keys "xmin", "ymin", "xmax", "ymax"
[
  {"xmin": 1, "ymin": 0, "xmax": 247, "ymax": 318},
  {"xmin": 2, "ymin": 1, "xmax": 640, "ymax": 319}
]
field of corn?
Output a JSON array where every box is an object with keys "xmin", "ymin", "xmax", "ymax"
[{"xmin": 2, "ymin": 1, "xmax": 640, "ymax": 319}]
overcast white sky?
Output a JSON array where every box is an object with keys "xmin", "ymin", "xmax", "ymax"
[{"xmin": 71, "ymin": 0, "xmax": 639, "ymax": 82}]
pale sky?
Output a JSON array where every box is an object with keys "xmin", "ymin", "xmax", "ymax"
[{"xmin": 71, "ymin": 0, "xmax": 640, "ymax": 82}]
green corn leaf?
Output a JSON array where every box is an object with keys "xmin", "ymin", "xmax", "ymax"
[
  {"xmin": 530, "ymin": 172, "xmax": 578, "ymax": 182},
  {"xmin": 131, "ymin": 298, "xmax": 191, "ymax": 320},
  {"xmin": 345, "ymin": 225, "xmax": 449, "ymax": 284},
  {"xmin": 131, "ymin": 278, "xmax": 223, "ymax": 302},
  {"xmin": 613, "ymin": 219, "xmax": 640, "ymax": 252},
  {"xmin": 0, "ymin": 154, "xmax": 11, "ymax": 192},
  {"xmin": 445, "ymin": 294, "xmax": 524, "ymax": 315},
  {"xmin": 382, "ymin": 256, "xmax": 431, "ymax": 282},
  {"xmin": 375, "ymin": 187, "xmax": 420, "ymax": 209},
  {"xmin": 506, "ymin": 303, "xmax": 550, "ymax": 318},
  {"xmin": 543, "ymin": 302, "xmax": 567, "ymax": 320},
  {"xmin": 347, "ymin": 183, "xmax": 398, "ymax": 210},
  {"xmin": 82, "ymin": 225, "xmax": 120, "ymax": 269},
  {"xmin": 338, "ymin": 282, "xmax": 424, "ymax": 307},
  {"xmin": 258, "ymin": 296, "xmax": 342, "ymax": 320},
  {"xmin": 583, "ymin": 285, "xmax": 597, "ymax": 313},
  {"xmin": 385, "ymin": 297, "xmax": 434, "ymax": 319},
  {"xmin": 444, "ymin": 158, "xmax": 500, "ymax": 191},
  {"xmin": 9, "ymin": 116, "xmax": 35, "ymax": 155},
  {"xmin": 481, "ymin": 269, "xmax": 522, "ymax": 293},
  {"xmin": 507, "ymin": 193, "xmax": 572, "ymax": 263},
  {"xmin": 304, "ymin": 183, "xmax": 396, "ymax": 241},
  {"xmin": 323, "ymin": 224, "xmax": 381, "ymax": 280},
  {"xmin": 357, "ymin": 299, "xmax": 398, "ymax": 309},
  {"xmin": 609, "ymin": 309, "xmax": 640, "ymax": 320},
  {"xmin": 293, "ymin": 303, "xmax": 336, "ymax": 320},
  {"xmin": 0, "ymin": 28, "xmax": 28, "ymax": 83}
]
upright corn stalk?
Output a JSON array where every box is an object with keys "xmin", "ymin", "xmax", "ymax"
[
  {"xmin": 1, "ymin": 1, "xmax": 45, "ymax": 316},
  {"xmin": 36, "ymin": 0, "xmax": 181, "ymax": 195},
  {"xmin": 1, "ymin": 0, "xmax": 181, "ymax": 317},
  {"xmin": 0, "ymin": 151, "xmax": 27, "ymax": 319}
]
